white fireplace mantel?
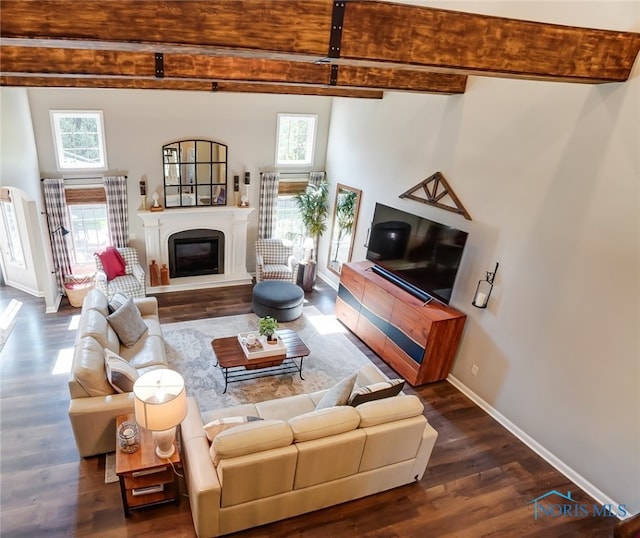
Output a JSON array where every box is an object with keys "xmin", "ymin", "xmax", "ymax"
[{"xmin": 138, "ymin": 206, "xmax": 254, "ymax": 293}]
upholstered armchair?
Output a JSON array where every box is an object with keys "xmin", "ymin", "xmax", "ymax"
[
  {"xmin": 94, "ymin": 247, "xmax": 146, "ymax": 300},
  {"xmin": 255, "ymin": 239, "xmax": 299, "ymax": 283}
]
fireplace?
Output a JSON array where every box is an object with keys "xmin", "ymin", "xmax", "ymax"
[
  {"xmin": 138, "ymin": 206, "xmax": 254, "ymax": 293},
  {"xmin": 168, "ymin": 229, "xmax": 224, "ymax": 278}
]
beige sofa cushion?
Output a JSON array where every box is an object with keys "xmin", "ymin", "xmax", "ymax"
[
  {"xmin": 82, "ymin": 288, "xmax": 109, "ymax": 316},
  {"xmin": 203, "ymin": 416, "xmax": 262, "ymax": 442},
  {"xmin": 357, "ymin": 395, "xmax": 424, "ymax": 427},
  {"xmin": 293, "ymin": 429, "xmax": 366, "ymax": 490},
  {"xmin": 217, "ymin": 445, "xmax": 298, "ymax": 508},
  {"xmin": 123, "ymin": 335, "xmax": 168, "ymax": 368},
  {"xmin": 202, "ymin": 403, "xmax": 260, "ymax": 424},
  {"xmin": 73, "ymin": 336, "xmax": 116, "ymax": 397},
  {"xmin": 288, "ymin": 406, "xmax": 360, "ymax": 442},
  {"xmin": 76, "ymin": 309, "xmax": 120, "ymax": 353},
  {"xmin": 211, "ymin": 419, "xmax": 293, "ymax": 465},
  {"xmin": 254, "ymin": 393, "xmax": 317, "ymax": 420}
]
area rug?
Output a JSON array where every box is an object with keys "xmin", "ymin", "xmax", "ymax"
[
  {"xmin": 105, "ymin": 452, "xmax": 118, "ymax": 484},
  {"xmin": 162, "ymin": 306, "xmax": 375, "ymax": 412}
]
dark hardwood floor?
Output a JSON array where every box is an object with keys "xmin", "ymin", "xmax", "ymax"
[{"xmin": 0, "ymin": 281, "xmax": 617, "ymax": 537}]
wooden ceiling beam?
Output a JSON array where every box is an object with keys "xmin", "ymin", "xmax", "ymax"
[
  {"xmin": 1, "ymin": 0, "xmax": 638, "ymax": 84},
  {"xmin": 0, "ymin": 46, "xmax": 466, "ymax": 95},
  {"xmin": 340, "ymin": 2, "xmax": 640, "ymax": 83},
  {"xmin": 0, "ymin": 75, "xmax": 384, "ymax": 99}
]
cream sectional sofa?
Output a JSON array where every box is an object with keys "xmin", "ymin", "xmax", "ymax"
[
  {"xmin": 181, "ymin": 365, "xmax": 438, "ymax": 537},
  {"xmin": 68, "ymin": 289, "xmax": 167, "ymax": 457}
]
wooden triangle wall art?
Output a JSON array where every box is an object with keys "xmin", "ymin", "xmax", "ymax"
[{"xmin": 399, "ymin": 172, "xmax": 472, "ymax": 220}]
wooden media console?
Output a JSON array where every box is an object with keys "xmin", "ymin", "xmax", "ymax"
[{"xmin": 335, "ymin": 261, "xmax": 466, "ymax": 385}]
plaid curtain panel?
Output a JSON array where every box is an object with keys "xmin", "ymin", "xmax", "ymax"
[
  {"xmin": 104, "ymin": 176, "xmax": 129, "ymax": 248},
  {"xmin": 258, "ymin": 172, "xmax": 280, "ymax": 239},
  {"xmin": 42, "ymin": 178, "xmax": 73, "ymax": 288}
]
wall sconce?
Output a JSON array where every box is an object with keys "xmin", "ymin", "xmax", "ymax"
[
  {"xmin": 472, "ymin": 262, "xmax": 499, "ymax": 309},
  {"xmin": 139, "ymin": 180, "xmax": 147, "ymax": 210}
]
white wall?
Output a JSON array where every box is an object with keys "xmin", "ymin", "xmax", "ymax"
[
  {"xmin": 324, "ymin": 1, "xmax": 639, "ymax": 514},
  {"xmin": 26, "ymin": 88, "xmax": 332, "ymax": 271},
  {"xmin": 0, "ymin": 88, "xmax": 59, "ymax": 311}
]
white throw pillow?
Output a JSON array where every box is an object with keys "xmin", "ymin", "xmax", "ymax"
[
  {"xmin": 104, "ymin": 349, "xmax": 139, "ymax": 393},
  {"xmin": 315, "ymin": 373, "xmax": 358, "ymax": 410}
]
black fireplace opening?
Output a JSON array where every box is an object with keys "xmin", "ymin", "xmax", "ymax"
[{"xmin": 168, "ymin": 229, "xmax": 225, "ymax": 278}]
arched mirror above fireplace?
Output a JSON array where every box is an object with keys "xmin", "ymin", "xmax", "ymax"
[{"xmin": 162, "ymin": 139, "xmax": 228, "ymax": 207}]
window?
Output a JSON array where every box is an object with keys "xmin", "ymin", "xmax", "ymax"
[
  {"xmin": 275, "ymin": 114, "xmax": 317, "ymax": 166},
  {"xmin": 64, "ymin": 187, "xmax": 110, "ymax": 272},
  {"xmin": 68, "ymin": 204, "xmax": 110, "ymax": 268},
  {"xmin": 273, "ymin": 195, "xmax": 305, "ymax": 250},
  {"xmin": 0, "ymin": 200, "xmax": 25, "ymax": 266},
  {"xmin": 272, "ymin": 181, "xmax": 308, "ymax": 254},
  {"xmin": 50, "ymin": 110, "xmax": 107, "ymax": 171}
]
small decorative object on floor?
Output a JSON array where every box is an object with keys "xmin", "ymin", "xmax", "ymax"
[
  {"xmin": 258, "ymin": 315, "xmax": 278, "ymax": 343},
  {"xmin": 160, "ymin": 264, "xmax": 170, "ymax": 285},
  {"xmin": 149, "ymin": 260, "xmax": 160, "ymax": 287},
  {"xmin": 118, "ymin": 421, "xmax": 139, "ymax": 454},
  {"xmin": 63, "ymin": 274, "xmax": 95, "ymax": 307}
]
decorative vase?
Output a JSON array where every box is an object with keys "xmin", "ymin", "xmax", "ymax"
[
  {"xmin": 149, "ymin": 260, "xmax": 160, "ymax": 287},
  {"xmin": 118, "ymin": 422, "xmax": 139, "ymax": 454},
  {"xmin": 160, "ymin": 264, "xmax": 170, "ymax": 285}
]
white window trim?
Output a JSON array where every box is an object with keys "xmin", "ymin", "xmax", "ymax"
[
  {"xmin": 275, "ymin": 113, "xmax": 317, "ymax": 167},
  {"xmin": 50, "ymin": 110, "xmax": 108, "ymax": 172}
]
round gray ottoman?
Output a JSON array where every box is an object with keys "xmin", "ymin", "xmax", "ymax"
[{"xmin": 252, "ymin": 281, "xmax": 304, "ymax": 322}]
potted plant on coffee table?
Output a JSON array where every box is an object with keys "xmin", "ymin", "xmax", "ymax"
[{"xmin": 258, "ymin": 316, "xmax": 279, "ymax": 344}]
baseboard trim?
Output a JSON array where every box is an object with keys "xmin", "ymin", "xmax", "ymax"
[
  {"xmin": 45, "ymin": 293, "xmax": 62, "ymax": 314},
  {"xmin": 446, "ymin": 374, "xmax": 633, "ymax": 519}
]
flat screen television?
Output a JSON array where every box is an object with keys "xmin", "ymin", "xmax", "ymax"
[{"xmin": 366, "ymin": 203, "xmax": 468, "ymax": 304}]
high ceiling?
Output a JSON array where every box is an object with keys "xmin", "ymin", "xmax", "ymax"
[{"xmin": 1, "ymin": 0, "xmax": 639, "ymax": 99}]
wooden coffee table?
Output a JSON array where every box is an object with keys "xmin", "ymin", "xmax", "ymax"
[{"xmin": 211, "ymin": 328, "xmax": 310, "ymax": 392}]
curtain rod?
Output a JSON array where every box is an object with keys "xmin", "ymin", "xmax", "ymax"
[{"xmin": 41, "ymin": 175, "xmax": 128, "ymax": 181}]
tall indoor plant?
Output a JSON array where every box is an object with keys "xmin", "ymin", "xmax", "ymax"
[{"xmin": 294, "ymin": 180, "xmax": 329, "ymax": 263}]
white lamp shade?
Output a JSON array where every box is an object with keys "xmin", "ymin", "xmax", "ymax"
[
  {"xmin": 133, "ymin": 369, "xmax": 187, "ymax": 432},
  {"xmin": 303, "ymin": 237, "xmax": 315, "ymax": 249}
]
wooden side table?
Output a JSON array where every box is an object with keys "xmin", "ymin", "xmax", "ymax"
[
  {"xmin": 115, "ymin": 414, "xmax": 181, "ymax": 517},
  {"xmin": 296, "ymin": 260, "xmax": 316, "ymax": 292}
]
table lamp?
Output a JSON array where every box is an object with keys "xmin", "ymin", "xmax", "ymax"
[
  {"xmin": 133, "ymin": 369, "xmax": 187, "ymax": 459},
  {"xmin": 303, "ymin": 237, "xmax": 315, "ymax": 262}
]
